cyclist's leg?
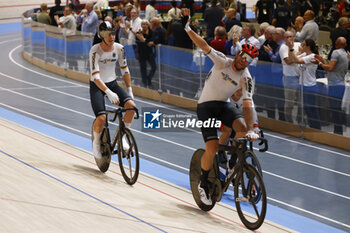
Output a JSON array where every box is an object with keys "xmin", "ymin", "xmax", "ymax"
[
  {"xmin": 90, "ymin": 81, "xmax": 107, "ymax": 158},
  {"xmin": 107, "ymin": 81, "xmax": 135, "ymax": 127},
  {"xmin": 232, "ymin": 117, "xmax": 247, "ymax": 138}
]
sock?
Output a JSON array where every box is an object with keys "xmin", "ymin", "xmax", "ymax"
[
  {"xmin": 125, "ymin": 122, "xmax": 131, "ymax": 128},
  {"xmin": 93, "ymin": 131, "xmax": 101, "ymax": 144},
  {"xmin": 200, "ymin": 168, "xmax": 209, "ymax": 186}
]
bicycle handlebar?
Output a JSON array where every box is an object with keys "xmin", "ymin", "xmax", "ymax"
[
  {"xmin": 233, "ymin": 136, "xmax": 268, "ymax": 153},
  {"xmin": 106, "ymin": 107, "xmax": 140, "ymax": 122}
]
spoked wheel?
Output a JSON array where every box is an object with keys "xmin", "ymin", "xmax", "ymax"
[
  {"xmin": 245, "ymin": 151, "xmax": 263, "ymax": 177},
  {"xmin": 118, "ymin": 128, "xmax": 139, "ymax": 185},
  {"xmin": 189, "ymin": 149, "xmax": 217, "ymax": 211},
  {"xmin": 92, "ymin": 125, "xmax": 111, "ymax": 173},
  {"xmin": 234, "ymin": 164, "xmax": 267, "ymax": 230}
]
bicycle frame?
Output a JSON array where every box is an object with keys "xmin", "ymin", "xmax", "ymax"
[{"xmin": 104, "ymin": 107, "xmax": 139, "ymax": 153}]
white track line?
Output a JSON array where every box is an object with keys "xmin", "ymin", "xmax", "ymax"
[
  {"xmin": 9, "ymin": 44, "xmax": 350, "ymax": 159},
  {"xmin": 1, "ymin": 102, "xmax": 349, "ymax": 230}
]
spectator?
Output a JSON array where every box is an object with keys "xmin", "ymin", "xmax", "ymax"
[
  {"xmin": 123, "ymin": 3, "xmax": 133, "ymax": 22},
  {"xmin": 145, "ymin": 0, "xmax": 157, "ymax": 21},
  {"xmin": 49, "ymin": 0, "xmax": 64, "ymax": 27},
  {"xmin": 77, "ymin": 1, "xmax": 98, "ymax": 34},
  {"xmin": 222, "ymin": 8, "xmax": 242, "ymax": 33},
  {"xmin": 150, "ymin": 17, "xmax": 166, "ymax": 45},
  {"xmin": 132, "ymin": 0, "xmax": 141, "ymax": 12},
  {"xmin": 37, "ymin": 3, "xmax": 51, "ymax": 25},
  {"xmin": 54, "ymin": 6, "xmax": 77, "ymax": 31},
  {"xmin": 231, "ymin": 24, "xmax": 260, "ymax": 56},
  {"xmin": 290, "ymin": 16, "xmax": 304, "ymax": 35},
  {"xmin": 294, "ymin": 10, "xmax": 319, "ymax": 43},
  {"xmin": 165, "ymin": 19, "xmax": 176, "ymax": 46},
  {"xmin": 180, "ymin": 0, "xmax": 195, "ymax": 16},
  {"xmin": 264, "ymin": 27, "xmax": 284, "ymax": 63},
  {"xmin": 255, "ymin": 0, "xmax": 274, "ymax": 24},
  {"xmin": 258, "ymin": 25, "xmax": 276, "ymax": 62},
  {"xmin": 124, "ymin": 7, "xmax": 142, "ymax": 45},
  {"xmin": 210, "ymin": 26, "xmax": 227, "ymax": 54},
  {"xmin": 272, "ymin": 0, "xmax": 291, "ymax": 30},
  {"xmin": 279, "ymin": 31, "xmax": 302, "ymax": 123},
  {"xmin": 203, "ymin": 0, "xmax": 224, "ymax": 43},
  {"xmin": 94, "ymin": 0, "xmax": 109, "ymax": 11},
  {"xmin": 329, "ymin": 17, "xmax": 350, "ymax": 59},
  {"xmin": 225, "ymin": 25, "xmax": 242, "ymax": 55},
  {"xmin": 135, "ymin": 19, "xmax": 156, "ymax": 88},
  {"xmin": 171, "ymin": 18, "xmax": 193, "ymax": 49},
  {"xmin": 168, "ymin": 0, "xmax": 181, "ymax": 21},
  {"xmin": 316, "ymin": 37, "xmax": 349, "ymax": 134},
  {"xmin": 284, "ymin": 0, "xmax": 297, "ymax": 23},
  {"xmin": 286, "ymin": 38, "xmax": 321, "ymax": 129},
  {"xmin": 257, "ymin": 22, "xmax": 270, "ymax": 46}
]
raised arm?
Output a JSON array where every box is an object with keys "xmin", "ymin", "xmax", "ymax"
[{"xmin": 182, "ymin": 9, "xmax": 210, "ymax": 54}]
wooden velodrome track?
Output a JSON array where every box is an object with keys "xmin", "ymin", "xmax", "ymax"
[
  {"xmin": 0, "ymin": 118, "xmax": 294, "ymax": 233},
  {"xmin": 0, "ymin": 1, "xmax": 349, "ymax": 233}
]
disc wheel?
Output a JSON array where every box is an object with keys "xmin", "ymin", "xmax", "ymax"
[
  {"xmin": 189, "ymin": 149, "xmax": 217, "ymax": 211},
  {"xmin": 92, "ymin": 123, "xmax": 111, "ymax": 173}
]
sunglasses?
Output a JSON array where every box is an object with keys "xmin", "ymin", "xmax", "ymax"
[
  {"xmin": 100, "ymin": 30, "xmax": 117, "ymax": 38},
  {"xmin": 238, "ymin": 51, "xmax": 253, "ymax": 63}
]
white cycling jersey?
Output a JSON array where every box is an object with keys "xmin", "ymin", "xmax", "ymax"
[
  {"xmin": 198, "ymin": 48, "xmax": 254, "ymax": 104},
  {"xmin": 89, "ymin": 42, "xmax": 130, "ymax": 83}
]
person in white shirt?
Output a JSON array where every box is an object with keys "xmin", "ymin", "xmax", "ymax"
[
  {"xmin": 145, "ymin": 0, "xmax": 157, "ymax": 21},
  {"xmin": 54, "ymin": 6, "xmax": 76, "ymax": 32},
  {"xmin": 279, "ymin": 31, "xmax": 302, "ymax": 123},
  {"xmin": 124, "ymin": 7, "xmax": 142, "ymax": 45},
  {"xmin": 231, "ymin": 24, "xmax": 260, "ymax": 56},
  {"xmin": 294, "ymin": 10, "xmax": 319, "ymax": 43},
  {"xmin": 168, "ymin": 0, "xmax": 181, "ymax": 20},
  {"xmin": 286, "ymin": 38, "xmax": 321, "ymax": 129},
  {"xmin": 183, "ymin": 8, "xmax": 259, "ymax": 206}
]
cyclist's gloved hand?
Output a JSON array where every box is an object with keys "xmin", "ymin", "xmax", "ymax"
[
  {"xmin": 253, "ymin": 124, "xmax": 260, "ymax": 135},
  {"xmin": 105, "ymin": 88, "xmax": 119, "ymax": 104},
  {"xmin": 182, "ymin": 9, "xmax": 191, "ymax": 32},
  {"xmin": 127, "ymin": 86, "xmax": 134, "ymax": 99},
  {"xmin": 246, "ymin": 130, "xmax": 259, "ymax": 141}
]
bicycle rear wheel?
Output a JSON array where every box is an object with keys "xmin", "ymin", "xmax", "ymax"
[
  {"xmin": 92, "ymin": 123, "xmax": 111, "ymax": 173},
  {"xmin": 189, "ymin": 149, "xmax": 217, "ymax": 211},
  {"xmin": 117, "ymin": 128, "xmax": 139, "ymax": 185},
  {"xmin": 234, "ymin": 164, "xmax": 266, "ymax": 230}
]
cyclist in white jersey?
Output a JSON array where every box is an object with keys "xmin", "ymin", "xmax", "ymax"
[
  {"xmin": 89, "ymin": 21, "xmax": 136, "ymax": 160},
  {"xmin": 183, "ymin": 8, "xmax": 259, "ymax": 205}
]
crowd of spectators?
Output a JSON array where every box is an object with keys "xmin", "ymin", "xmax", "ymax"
[{"xmin": 30, "ymin": 0, "xmax": 350, "ymax": 134}]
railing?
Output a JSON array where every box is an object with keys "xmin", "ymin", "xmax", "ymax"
[{"xmin": 22, "ymin": 18, "xmax": 350, "ymax": 139}]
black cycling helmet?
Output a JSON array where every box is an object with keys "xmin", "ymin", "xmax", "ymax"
[{"xmin": 98, "ymin": 21, "xmax": 116, "ymax": 39}]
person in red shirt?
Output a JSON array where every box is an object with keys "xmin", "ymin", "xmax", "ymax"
[{"xmin": 210, "ymin": 26, "xmax": 227, "ymax": 54}]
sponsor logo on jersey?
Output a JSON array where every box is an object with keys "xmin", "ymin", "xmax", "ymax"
[{"xmin": 221, "ymin": 72, "xmax": 238, "ymax": 85}]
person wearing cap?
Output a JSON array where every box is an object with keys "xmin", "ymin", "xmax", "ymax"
[
  {"xmin": 182, "ymin": 8, "xmax": 260, "ymax": 206},
  {"xmin": 89, "ymin": 21, "xmax": 136, "ymax": 161}
]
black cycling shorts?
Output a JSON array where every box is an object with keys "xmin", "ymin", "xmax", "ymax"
[
  {"xmin": 197, "ymin": 101, "xmax": 243, "ymax": 142},
  {"xmin": 90, "ymin": 80, "xmax": 132, "ymax": 117}
]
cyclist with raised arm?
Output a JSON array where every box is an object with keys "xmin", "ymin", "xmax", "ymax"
[
  {"xmin": 89, "ymin": 21, "xmax": 136, "ymax": 162},
  {"xmin": 182, "ymin": 8, "xmax": 259, "ymax": 205}
]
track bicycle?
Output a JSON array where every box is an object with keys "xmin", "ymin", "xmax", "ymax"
[
  {"xmin": 91, "ymin": 107, "xmax": 140, "ymax": 185},
  {"xmin": 190, "ymin": 136, "xmax": 268, "ymax": 230}
]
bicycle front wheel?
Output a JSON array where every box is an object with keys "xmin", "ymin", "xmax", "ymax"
[
  {"xmin": 234, "ymin": 164, "xmax": 267, "ymax": 230},
  {"xmin": 118, "ymin": 128, "xmax": 139, "ymax": 185}
]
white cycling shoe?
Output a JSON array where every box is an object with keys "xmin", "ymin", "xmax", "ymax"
[
  {"xmin": 198, "ymin": 182, "xmax": 212, "ymax": 205},
  {"xmin": 122, "ymin": 134, "xmax": 130, "ymax": 151}
]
